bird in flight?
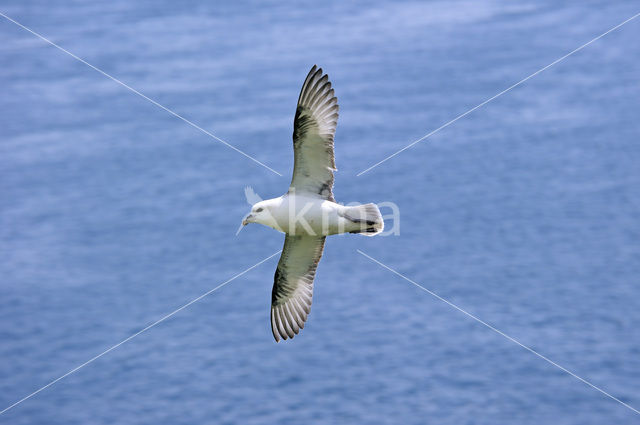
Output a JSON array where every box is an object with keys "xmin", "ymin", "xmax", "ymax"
[{"xmin": 240, "ymin": 65, "xmax": 384, "ymax": 342}]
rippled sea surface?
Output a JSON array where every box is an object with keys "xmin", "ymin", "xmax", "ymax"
[{"xmin": 1, "ymin": 1, "xmax": 639, "ymax": 424}]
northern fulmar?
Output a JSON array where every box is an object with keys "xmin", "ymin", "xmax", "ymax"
[{"xmin": 240, "ymin": 65, "xmax": 384, "ymax": 341}]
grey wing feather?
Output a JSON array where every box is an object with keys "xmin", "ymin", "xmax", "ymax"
[
  {"xmin": 289, "ymin": 65, "xmax": 339, "ymax": 201},
  {"xmin": 270, "ymin": 234, "xmax": 326, "ymax": 342}
]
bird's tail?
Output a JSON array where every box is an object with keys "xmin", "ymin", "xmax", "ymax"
[{"xmin": 343, "ymin": 203, "xmax": 384, "ymax": 236}]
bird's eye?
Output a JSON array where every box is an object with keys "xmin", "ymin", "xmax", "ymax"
[{"xmin": 255, "ymin": 207, "xmax": 263, "ymax": 213}]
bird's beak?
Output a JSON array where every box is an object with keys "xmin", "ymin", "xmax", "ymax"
[
  {"xmin": 236, "ymin": 213, "xmax": 253, "ymax": 236},
  {"xmin": 242, "ymin": 213, "xmax": 254, "ymax": 226}
]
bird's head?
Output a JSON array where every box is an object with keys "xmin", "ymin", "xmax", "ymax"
[
  {"xmin": 237, "ymin": 198, "xmax": 283, "ymax": 236},
  {"xmin": 242, "ymin": 200, "xmax": 270, "ymax": 226}
]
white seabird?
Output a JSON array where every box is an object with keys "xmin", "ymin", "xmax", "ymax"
[{"xmin": 241, "ymin": 65, "xmax": 384, "ymax": 342}]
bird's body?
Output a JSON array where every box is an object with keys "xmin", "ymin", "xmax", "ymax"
[
  {"xmin": 241, "ymin": 65, "xmax": 384, "ymax": 341},
  {"xmin": 247, "ymin": 193, "xmax": 378, "ymax": 236}
]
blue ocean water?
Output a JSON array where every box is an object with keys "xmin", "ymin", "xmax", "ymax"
[{"xmin": 1, "ymin": 1, "xmax": 639, "ymax": 424}]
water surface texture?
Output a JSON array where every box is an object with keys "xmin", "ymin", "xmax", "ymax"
[{"xmin": 1, "ymin": 1, "xmax": 639, "ymax": 424}]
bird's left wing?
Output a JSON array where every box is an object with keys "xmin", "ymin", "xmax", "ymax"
[
  {"xmin": 289, "ymin": 65, "xmax": 339, "ymax": 201},
  {"xmin": 271, "ymin": 234, "xmax": 326, "ymax": 341}
]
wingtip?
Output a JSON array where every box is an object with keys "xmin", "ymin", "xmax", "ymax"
[
  {"xmin": 309, "ymin": 65, "xmax": 323, "ymax": 79},
  {"xmin": 270, "ymin": 309, "xmax": 280, "ymax": 342}
]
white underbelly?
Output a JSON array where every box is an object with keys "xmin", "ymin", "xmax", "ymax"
[{"xmin": 273, "ymin": 196, "xmax": 353, "ymax": 236}]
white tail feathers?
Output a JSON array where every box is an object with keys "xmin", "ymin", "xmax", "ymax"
[{"xmin": 343, "ymin": 203, "xmax": 384, "ymax": 236}]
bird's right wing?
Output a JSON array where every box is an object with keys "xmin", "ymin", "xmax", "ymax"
[{"xmin": 270, "ymin": 234, "xmax": 326, "ymax": 342}]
